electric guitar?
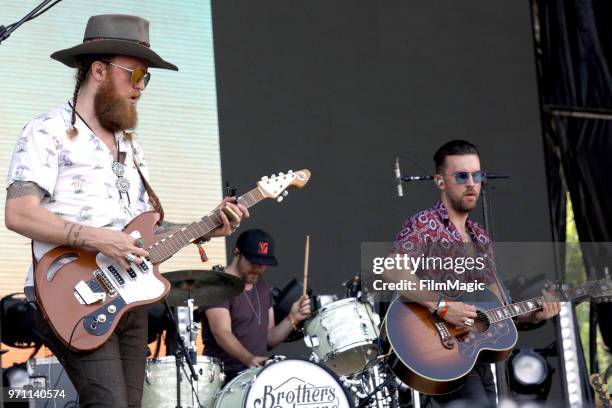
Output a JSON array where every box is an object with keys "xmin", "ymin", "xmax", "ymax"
[
  {"xmin": 383, "ymin": 278, "xmax": 612, "ymax": 395},
  {"xmin": 34, "ymin": 169, "xmax": 311, "ymax": 351}
]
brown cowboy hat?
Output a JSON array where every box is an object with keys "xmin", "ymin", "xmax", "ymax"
[{"xmin": 50, "ymin": 14, "xmax": 178, "ymax": 71}]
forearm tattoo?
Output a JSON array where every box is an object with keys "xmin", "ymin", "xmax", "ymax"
[
  {"xmin": 6, "ymin": 181, "xmax": 48, "ymax": 200},
  {"xmin": 64, "ymin": 221, "xmax": 91, "ymax": 249}
]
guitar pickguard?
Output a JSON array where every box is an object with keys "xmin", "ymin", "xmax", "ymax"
[
  {"xmin": 95, "ymin": 250, "xmax": 165, "ymax": 305},
  {"xmin": 458, "ymin": 320, "xmax": 513, "ymax": 358}
]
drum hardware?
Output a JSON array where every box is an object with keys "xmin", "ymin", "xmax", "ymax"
[
  {"xmin": 315, "ymin": 294, "xmax": 339, "ymax": 309},
  {"xmin": 162, "ymin": 298, "xmax": 202, "ymax": 408}
]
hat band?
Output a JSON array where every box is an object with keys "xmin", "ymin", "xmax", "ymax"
[{"xmin": 83, "ymin": 37, "xmax": 150, "ymax": 48}]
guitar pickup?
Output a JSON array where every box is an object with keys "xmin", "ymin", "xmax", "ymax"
[
  {"xmin": 126, "ymin": 267, "xmax": 137, "ymax": 279},
  {"xmin": 75, "ymin": 280, "xmax": 105, "ymax": 305},
  {"xmin": 107, "ymin": 265, "xmax": 125, "ymax": 286},
  {"xmin": 139, "ymin": 261, "xmax": 149, "ymax": 272}
]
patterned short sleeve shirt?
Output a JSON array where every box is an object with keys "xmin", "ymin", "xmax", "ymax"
[
  {"xmin": 7, "ymin": 101, "xmax": 152, "ymax": 287},
  {"xmin": 393, "ymin": 201, "xmax": 498, "ymax": 287}
]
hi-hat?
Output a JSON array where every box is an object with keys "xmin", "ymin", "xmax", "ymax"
[{"xmin": 163, "ymin": 269, "xmax": 244, "ymax": 306}]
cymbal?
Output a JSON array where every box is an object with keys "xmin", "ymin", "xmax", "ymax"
[{"xmin": 163, "ymin": 269, "xmax": 244, "ymax": 306}]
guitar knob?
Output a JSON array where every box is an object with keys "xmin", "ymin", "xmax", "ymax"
[
  {"xmin": 279, "ymin": 172, "xmax": 284, "ymax": 176},
  {"xmin": 282, "ymin": 191, "xmax": 288, "ymax": 197},
  {"xmin": 261, "ymin": 176, "xmax": 269, "ymax": 181},
  {"xmin": 288, "ymin": 170, "xmax": 293, "ymax": 174},
  {"xmin": 271, "ymin": 174, "xmax": 276, "ymax": 178},
  {"xmin": 276, "ymin": 196, "xmax": 284, "ymax": 203}
]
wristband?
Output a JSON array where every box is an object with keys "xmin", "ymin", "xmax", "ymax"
[
  {"xmin": 287, "ymin": 315, "xmax": 299, "ymax": 331},
  {"xmin": 433, "ymin": 296, "xmax": 447, "ymax": 316},
  {"xmin": 438, "ymin": 304, "xmax": 450, "ymax": 319}
]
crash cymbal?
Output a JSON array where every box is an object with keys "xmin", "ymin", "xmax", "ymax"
[{"xmin": 163, "ymin": 269, "xmax": 244, "ymax": 306}]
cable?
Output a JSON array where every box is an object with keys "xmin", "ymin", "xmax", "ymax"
[
  {"xmin": 42, "ymin": 314, "xmax": 96, "ymax": 408},
  {"xmin": 180, "ymin": 364, "xmax": 204, "ymax": 408},
  {"xmin": 398, "ymin": 154, "xmax": 433, "ymax": 177}
]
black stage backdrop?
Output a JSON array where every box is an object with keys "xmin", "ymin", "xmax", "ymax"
[{"xmin": 213, "ymin": 1, "xmax": 562, "ymax": 403}]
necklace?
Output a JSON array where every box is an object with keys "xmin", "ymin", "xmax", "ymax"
[
  {"xmin": 70, "ymin": 103, "xmax": 131, "ymax": 202},
  {"xmin": 243, "ymin": 285, "xmax": 262, "ymax": 325}
]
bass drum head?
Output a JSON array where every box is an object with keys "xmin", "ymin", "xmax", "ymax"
[{"xmin": 245, "ymin": 359, "xmax": 354, "ymax": 408}]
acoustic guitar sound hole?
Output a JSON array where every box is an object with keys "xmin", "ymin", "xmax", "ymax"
[{"xmin": 473, "ymin": 310, "xmax": 490, "ymax": 333}]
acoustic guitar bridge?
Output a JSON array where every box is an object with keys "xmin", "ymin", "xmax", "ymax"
[{"xmin": 434, "ymin": 321, "xmax": 455, "ymax": 349}]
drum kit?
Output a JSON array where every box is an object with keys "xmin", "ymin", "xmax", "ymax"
[{"xmin": 4, "ymin": 270, "xmax": 411, "ymax": 408}]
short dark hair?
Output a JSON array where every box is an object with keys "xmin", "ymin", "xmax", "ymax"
[{"xmin": 433, "ymin": 140, "xmax": 479, "ymax": 173}]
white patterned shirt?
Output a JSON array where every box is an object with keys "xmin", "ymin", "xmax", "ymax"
[{"xmin": 7, "ymin": 101, "xmax": 151, "ymax": 287}]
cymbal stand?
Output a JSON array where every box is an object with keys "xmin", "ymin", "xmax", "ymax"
[{"xmin": 163, "ymin": 299, "xmax": 200, "ymax": 408}]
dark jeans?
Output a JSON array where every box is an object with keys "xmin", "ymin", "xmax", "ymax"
[
  {"xmin": 431, "ymin": 363, "xmax": 497, "ymax": 408},
  {"xmin": 34, "ymin": 304, "xmax": 149, "ymax": 408}
]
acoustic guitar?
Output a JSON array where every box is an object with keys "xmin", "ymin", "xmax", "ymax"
[{"xmin": 383, "ymin": 278, "xmax": 612, "ymax": 395}]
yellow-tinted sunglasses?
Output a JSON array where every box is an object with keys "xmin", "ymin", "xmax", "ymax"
[{"xmin": 106, "ymin": 62, "xmax": 151, "ymax": 88}]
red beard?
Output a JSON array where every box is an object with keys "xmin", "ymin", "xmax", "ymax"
[{"xmin": 94, "ymin": 76, "xmax": 138, "ymax": 131}]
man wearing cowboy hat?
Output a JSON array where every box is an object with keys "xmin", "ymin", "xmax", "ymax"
[{"xmin": 5, "ymin": 14, "xmax": 247, "ymax": 407}]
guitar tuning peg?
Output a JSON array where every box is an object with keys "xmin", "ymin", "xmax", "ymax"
[
  {"xmin": 276, "ymin": 196, "xmax": 284, "ymax": 203},
  {"xmin": 282, "ymin": 191, "xmax": 288, "ymax": 197},
  {"xmin": 261, "ymin": 176, "xmax": 269, "ymax": 181}
]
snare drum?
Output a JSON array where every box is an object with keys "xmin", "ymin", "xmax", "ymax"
[
  {"xmin": 214, "ymin": 358, "xmax": 353, "ymax": 407},
  {"xmin": 303, "ymin": 298, "xmax": 380, "ymax": 376},
  {"xmin": 141, "ymin": 356, "xmax": 224, "ymax": 408}
]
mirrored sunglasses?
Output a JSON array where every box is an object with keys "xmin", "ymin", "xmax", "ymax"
[{"xmin": 106, "ymin": 62, "xmax": 151, "ymax": 88}]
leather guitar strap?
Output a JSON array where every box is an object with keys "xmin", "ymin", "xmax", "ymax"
[{"xmin": 129, "ymin": 140, "xmax": 165, "ymax": 224}]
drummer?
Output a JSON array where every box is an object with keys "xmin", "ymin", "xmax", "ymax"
[{"xmin": 200, "ymin": 229, "xmax": 311, "ymax": 381}]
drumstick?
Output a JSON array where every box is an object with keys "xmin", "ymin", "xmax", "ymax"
[{"xmin": 302, "ymin": 235, "xmax": 310, "ymax": 297}]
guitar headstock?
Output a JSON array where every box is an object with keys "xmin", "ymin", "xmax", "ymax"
[
  {"xmin": 559, "ymin": 278, "xmax": 612, "ymax": 303},
  {"xmin": 257, "ymin": 169, "xmax": 311, "ymax": 202}
]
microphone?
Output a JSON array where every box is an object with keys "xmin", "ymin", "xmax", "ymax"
[
  {"xmin": 401, "ymin": 175, "xmax": 434, "ymax": 182},
  {"xmin": 395, "ymin": 158, "xmax": 404, "ymax": 197}
]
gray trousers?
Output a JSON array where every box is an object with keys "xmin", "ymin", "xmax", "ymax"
[{"xmin": 33, "ymin": 303, "xmax": 149, "ymax": 408}]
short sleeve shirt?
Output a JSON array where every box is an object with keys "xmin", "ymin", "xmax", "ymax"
[
  {"xmin": 7, "ymin": 101, "xmax": 151, "ymax": 287},
  {"xmin": 393, "ymin": 201, "xmax": 498, "ymax": 289},
  {"xmin": 201, "ymin": 279, "xmax": 273, "ymax": 372}
]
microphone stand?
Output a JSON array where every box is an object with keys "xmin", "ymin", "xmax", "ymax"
[
  {"xmin": 0, "ymin": 0, "xmax": 62, "ymax": 45},
  {"xmin": 163, "ymin": 300, "xmax": 199, "ymax": 408}
]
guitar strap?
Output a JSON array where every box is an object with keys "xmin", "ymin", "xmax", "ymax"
[{"xmin": 129, "ymin": 138, "xmax": 165, "ymax": 225}]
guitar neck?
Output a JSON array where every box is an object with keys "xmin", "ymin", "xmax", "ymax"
[
  {"xmin": 484, "ymin": 285, "xmax": 590, "ymax": 323},
  {"xmin": 147, "ymin": 187, "xmax": 265, "ymax": 264}
]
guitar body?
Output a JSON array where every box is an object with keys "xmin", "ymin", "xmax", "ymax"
[
  {"xmin": 383, "ymin": 288, "xmax": 517, "ymax": 395},
  {"xmin": 34, "ymin": 211, "xmax": 171, "ymax": 352}
]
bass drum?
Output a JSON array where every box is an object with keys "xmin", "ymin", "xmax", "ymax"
[
  {"xmin": 141, "ymin": 356, "xmax": 224, "ymax": 408},
  {"xmin": 214, "ymin": 358, "xmax": 354, "ymax": 407}
]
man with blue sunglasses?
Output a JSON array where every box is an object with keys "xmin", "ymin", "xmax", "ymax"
[{"xmin": 387, "ymin": 140, "xmax": 560, "ymax": 407}]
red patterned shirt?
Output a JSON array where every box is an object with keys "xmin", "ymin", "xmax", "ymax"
[{"xmin": 393, "ymin": 201, "xmax": 497, "ymax": 288}]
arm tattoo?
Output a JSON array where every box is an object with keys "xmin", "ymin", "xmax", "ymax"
[
  {"xmin": 64, "ymin": 222, "xmax": 90, "ymax": 249},
  {"xmin": 6, "ymin": 181, "xmax": 48, "ymax": 201}
]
